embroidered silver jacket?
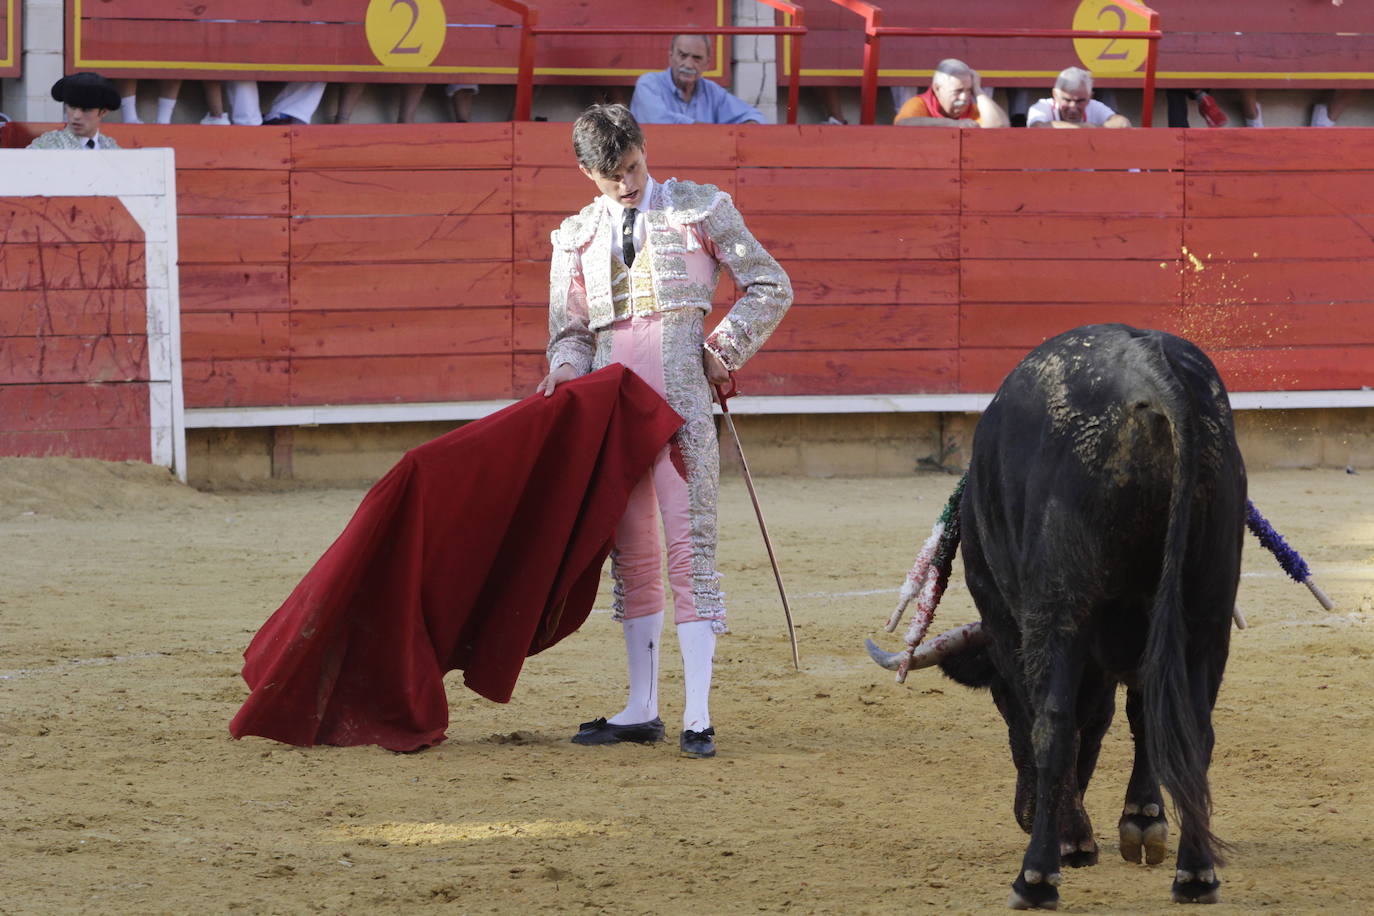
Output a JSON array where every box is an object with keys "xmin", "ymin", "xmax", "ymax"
[
  {"xmin": 27, "ymin": 128, "xmax": 121, "ymax": 150},
  {"xmin": 547, "ymin": 178, "xmax": 792, "ymax": 374}
]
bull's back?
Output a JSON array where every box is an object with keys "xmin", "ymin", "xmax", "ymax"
[{"xmin": 965, "ymin": 324, "xmax": 1243, "ymax": 607}]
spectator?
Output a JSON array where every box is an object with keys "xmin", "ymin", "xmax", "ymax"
[
  {"xmin": 1311, "ymin": 1, "xmax": 1353, "ymax": 125},
  {"xmin": 264, "ymin": 82, "xmax": 326, "ymax": 125},
  {"xmin": 1235, "ymin": 88, "xmax": 1262, "ymax": 128},
  {"xmin": 28, "ymin": 73, "xmax": 122, "ymax": 149},
  {"xmin": 630, "ymin": 34, "xmax": 765, "ymax": 125},
  {"xmin": 222, "ymin": 81, "xmax": 263, "ymax": 126},
  {"xmin": 219, "ymin": 81, "xmax": 325, "ymax": 126},
  {"xmin": 1312, "ymin": 89, "xmax": 1356, "ymax": 127},
  {"xmin": 815, "ymin": 85, "xmax": 847, "ymax": 125},
  {"xmin": 199, "ymin": 82, "xmax": 230, "ymax": 125},
  {"xmin": 1166, "ymin": 89, "xmax": 1227, "ymax": 128},
  {"xmin": 114, "ymin": 79, "xmax": 182, "ymax": 124},
  {"xmin": 894, "ymin": 59, "xmax": 1009, "ymax": 128},
  {"xmin": 1027, "ymin": 68, "xmax": 1130, "ymax": 129},
  {"xmin": 445, "ymin": 84, "xmax": 478, "ymax": 122},
  {"xmin": 333, "ymin": 83, "xmax": 478, "ymax": 123}
]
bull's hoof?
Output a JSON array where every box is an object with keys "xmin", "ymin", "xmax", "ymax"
[
  {"xmin": 1119, "ymin": 810, "xmax": 1168, "ymax": 865},
  {"xmin": 1008, "ymin": 870, "xmax": 1061, "ymax": 910},
  {"xmin": 1060, "ymin": 837, "xmax": 1099, "ymax": 868},
  {"xmin": 1171, "ymin": 867, "xmax": 1220, "ymax": 904}
]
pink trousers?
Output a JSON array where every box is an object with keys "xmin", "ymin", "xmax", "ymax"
[{"xmin": 597, "ymin": 310, "xmax": 724, "ymax": 629}]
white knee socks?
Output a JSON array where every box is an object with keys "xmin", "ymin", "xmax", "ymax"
[
  {"xmin": 609, "ymin": 611, "xmax": 662, "ymax": 725},
  {"xmin": 678, "ymin": 620, "xmax": 715, "ymax": 732}
]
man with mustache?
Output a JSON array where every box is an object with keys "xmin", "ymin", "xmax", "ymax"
[{"xmin": 631, "ymin": 34, "xmax": 766, "ymax": 125}]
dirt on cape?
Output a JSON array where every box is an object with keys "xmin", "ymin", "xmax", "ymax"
[{"xmin": 2, "ymin": 456, "xmax": 1372, "ymax": 915}]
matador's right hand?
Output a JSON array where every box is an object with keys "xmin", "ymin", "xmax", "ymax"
[{"xmin": 536, "ymin": 363, "xmax": 579, "ymax": 397}]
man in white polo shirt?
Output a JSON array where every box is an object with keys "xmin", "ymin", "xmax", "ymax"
[{"xmin": 1027, "ymin": 68, "xmax": 1130, "ymax": 129}]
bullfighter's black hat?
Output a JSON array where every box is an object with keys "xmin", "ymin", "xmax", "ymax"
[{"xmin": 51, "ymin": 73, "xmax": 121, "ymax": 111}]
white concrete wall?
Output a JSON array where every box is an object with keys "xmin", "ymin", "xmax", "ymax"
[
  {"xmin": 5, "ymin": 0, "xmax": 64, "ymax": 121},
  {"xmin": 732, "ymin": 0, "xmax": 778, "ymax": 124}
]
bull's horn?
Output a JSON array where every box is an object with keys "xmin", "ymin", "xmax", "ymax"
[
  {"xmin": 865, "ymin": 639, "xmax": 907, "ymax": 670},
  {"xmin": 866, "ymin": 622, "xmax": 989, "ymax": 674}
]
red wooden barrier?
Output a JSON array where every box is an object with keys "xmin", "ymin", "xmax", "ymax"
[
  {"xmin": 66, "ymin": 0, "xmax": 731, "ymax": 86},
  {"xmin": 783, "ymin": 0, "xmax": 1374, "ymax": 90},
  {"xmin": 6, "ymin": 122, "xmax": 1373, "ymax": 418},
  {"xmin": 0, "ymin": 197, "xmax": 151, "ymax": 461}
]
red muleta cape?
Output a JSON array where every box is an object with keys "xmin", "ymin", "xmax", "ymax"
[{"xmin": 229, "ymin": 365, "xmax": 683, "ymax": 752}]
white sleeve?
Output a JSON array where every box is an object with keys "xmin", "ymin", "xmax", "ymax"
[
  {"xmin": 1025, "ymin": 99, "xmax": 1054, "ymax": 126},
  {"xmin": 1086, "ymin": 99, "xmax": 1118, "ymax": 125}
]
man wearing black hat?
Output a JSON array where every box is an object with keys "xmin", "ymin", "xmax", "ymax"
[{"xmin": 28, "ymin": 73, "xmax": 123, "ymax": 150}]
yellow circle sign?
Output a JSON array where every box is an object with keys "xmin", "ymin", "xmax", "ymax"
[
  {"xmin": 1072, "ymin": 0, "xmax": 1150, "ymax": 77},
  {"xmin": 366, "ymin": 0, "xmax": 447, "ymax": 69}
]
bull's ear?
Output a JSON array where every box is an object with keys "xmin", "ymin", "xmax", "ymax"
[{"xmin": 938, "ymin": 646, "xmax": 997, "ymax": 689}]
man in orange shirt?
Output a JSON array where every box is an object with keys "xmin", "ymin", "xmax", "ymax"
[{"xmin": 894, "ymin": 59, "xmax": 1009, "ymax": 128}]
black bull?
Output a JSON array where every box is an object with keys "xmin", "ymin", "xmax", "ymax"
[{"xmin": 875, "ymin": 325, "xmax": 1246, "ymax": 909}]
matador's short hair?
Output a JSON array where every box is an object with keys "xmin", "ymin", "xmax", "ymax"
[{"xmin": 572, "ymin": 104, "xmax": 645, "ymax": 176}]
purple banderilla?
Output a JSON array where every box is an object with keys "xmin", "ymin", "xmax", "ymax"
[{"xmin": 1244, "ymin": 500, "xmax": 1335, "ymax": 611}]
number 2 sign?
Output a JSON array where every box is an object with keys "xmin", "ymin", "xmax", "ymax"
[
  {"xmin": 1072, "ymin": 0, "xmax": 1149, "ymax": 76},
  {"xmin": 366, "ymin": 0, "xmax": 447, "ymax": 69}
]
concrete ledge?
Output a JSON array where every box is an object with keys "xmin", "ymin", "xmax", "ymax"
[{"xmin": 185, "ymin": 399, "xmax": 1374, "ymax": 487}]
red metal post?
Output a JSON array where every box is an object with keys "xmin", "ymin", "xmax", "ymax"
[
  {"xmin": 484, "ymin": 0, "xmax": 536, "ymax": 121},
  {"xmin": 1141, "ymin": 10, "xmax": 1160, "ymax": 126},
  {"xmin": 862, "ymin": 9, "xmax": 882, "ymax": 125},
  {"xmin": 513, "ymin": 6, "xmax": 537, "ymax": 121},
  {"xmin": 785, "ymin": 6, "xmax": 804, "ymax": 124}
]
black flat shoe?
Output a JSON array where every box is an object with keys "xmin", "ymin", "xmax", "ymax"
[
  {"xmin": 570, "ymin": 716, "xmax": 664, "ymax": 745},
  {"xmin": 679, "ymin": 726, "xmax": 716, "ymax": 758}
]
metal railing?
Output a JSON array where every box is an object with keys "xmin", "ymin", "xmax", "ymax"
[
  {"xmin": 494, "ymin": 0, "xmax": 808, "ymax": 123},
  {"xmin": 826, "ymin": 0, "xmax": 1163, "ymax": 125}
]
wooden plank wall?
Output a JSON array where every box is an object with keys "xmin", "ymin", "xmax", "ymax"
[
  {"xmin": 67, "ymin": 0, "xmax": 728, "ymax": 85},
  {"xmin": 5, "ymin": 123, "xmax": 1373, "ymax": 418},
  {"xmin": 0, "ymin": 198, "xmax": 151, "ymax": 460},
  {"xmin": 0, "ymin": 0, "xmax": 20, "ymax": 78},
  {"xmin": 782, "ymin": 0, "xmax": 1374, "ymax": 89}
]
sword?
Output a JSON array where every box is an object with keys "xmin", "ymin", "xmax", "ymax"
[{"xmin": 714, "ymin": 375, "xmax": 800, "ymax": 670}]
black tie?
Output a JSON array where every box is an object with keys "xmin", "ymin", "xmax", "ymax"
[
  {"xmin": 622, "ymin": 208, "xmax": 637, "ymax": 268},
  {"xmin": 86, "ymin": 139, "xmax": 95, "ymax": 149}
]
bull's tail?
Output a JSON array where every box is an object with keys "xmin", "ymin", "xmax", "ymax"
[{"xmin": 1140, "ymin": 360, "xmax": 1227, "ymax": 867}]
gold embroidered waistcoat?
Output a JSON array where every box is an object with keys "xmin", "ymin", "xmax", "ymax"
[{"xmin": 610, "ymin": 232, "xmax": 662, "ymax": 322}]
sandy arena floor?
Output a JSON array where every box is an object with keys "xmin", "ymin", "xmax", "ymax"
[{"xmin": 2, "ymin": 457, "xmax": 1372, "ymax": 915}]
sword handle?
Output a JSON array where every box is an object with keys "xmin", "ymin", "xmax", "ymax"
[{"xmin": 713, "ymin": 374, "xmax": 738, "ymax": 410}]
